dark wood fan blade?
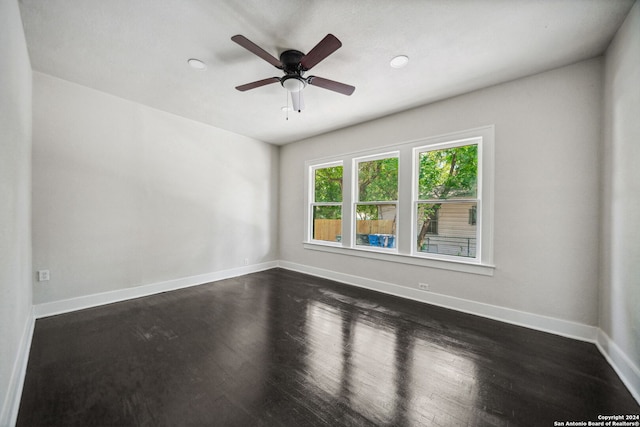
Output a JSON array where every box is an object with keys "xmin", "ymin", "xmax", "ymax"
[
  {"xmin": 235, "ymin": 77, "xmax": 280, "ymax": 92},
  {"xmin": 307, "ymin": 76, "xmax": 355, "ymax": 96},
  {"xmin": 231, "ymin": 35, "xmax": 282, "ymax": 68},
  {"xmin": 300, "ymin": 34, "xmax": 342, "ymax": 70}
]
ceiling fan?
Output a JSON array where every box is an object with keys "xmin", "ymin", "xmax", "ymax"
[{"xmin": 231, "ymin": 34, "xmax": 355, "ymax": 112}]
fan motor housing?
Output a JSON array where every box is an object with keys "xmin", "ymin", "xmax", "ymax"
[{"xmin": 280, "ymin": 49, "xmax": 305, "ymax": 73}]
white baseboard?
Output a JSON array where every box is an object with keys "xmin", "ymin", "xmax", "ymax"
[
  {"xmin": 0, "ymin": 307, "xmax": 35, "ymax": 427},
  {"xmin": 15, "ymin": 260, "xmax": 639, "ymax": 419},
  {"xmin": 595, "ymin": 329, "xmax": 640, "ymax": 405},
  {"xmin": 278, "ymin": 261, "xmax": 598, "ymax": 342},
  {"xmin": 34, "ymin": 261, "xmax": 278, "ymax": 319},
  {"xmin": 278, "ymin": 261, "xmax": 640, "ymax": 405}
]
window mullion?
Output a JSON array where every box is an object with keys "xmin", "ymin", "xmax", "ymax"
[{"xmin": 397, "ymin": 146, "xmax": 413, "ymax": 255}]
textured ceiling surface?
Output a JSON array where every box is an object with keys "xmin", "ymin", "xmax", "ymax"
[{"xmin": 19, "ymin": 0, "xmax": 634, "ymax": 144}]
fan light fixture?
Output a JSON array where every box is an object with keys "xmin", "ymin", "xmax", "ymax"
[
  {"xmin": 390, "ymin": 55, "xmax": 409, "ymax": 69},
  {"xmin": 282, "ymin": 77, "xmax": 305, "ymax": 92}
]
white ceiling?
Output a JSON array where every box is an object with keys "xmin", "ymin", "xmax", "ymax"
[{"xmin": 18, "ymin": 0, "xmax": 635, "ymax": 145}]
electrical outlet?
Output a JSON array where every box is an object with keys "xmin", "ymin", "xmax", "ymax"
[
  {"xmin": 418, "ymin": 283, "xmax": 429, "ymax": 291},
  {"xmin": 243, "ymin": 258, "xmax": 249, "ymax": 266},
  {"xmin": 37, "ymin": 270, "xmax": 50, "ymax": 282}
]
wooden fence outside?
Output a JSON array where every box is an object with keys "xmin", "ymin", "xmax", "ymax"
[
  {"xmin": 313, "ymin": 219, "xmax": 395, "ymax": 241},
  {"xmin": 313, "ymin": 219, "xmax": 342, "ymax": 241},
  {"xmin": 356, "ymin": 219, "xmax": 395, "ymax": 235}
]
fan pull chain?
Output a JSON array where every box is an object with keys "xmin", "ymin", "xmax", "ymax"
[{"xmin": 285, "ymin": 90, "xmax": 289, "ymax": 121}]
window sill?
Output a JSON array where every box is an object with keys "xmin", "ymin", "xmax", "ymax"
[{"xmin": 303, "ymin": 242, "xmax": 495, "ymax": 276}]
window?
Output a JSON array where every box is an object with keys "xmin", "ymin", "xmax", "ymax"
[
  {"xmin": 415, "ymin": 143, "xmax": 479, "ymax": 259},
  {"xmin": 310, "ymin": 163, "xmax": 343, "ymax": 243},
  {"xmin": 354, "ymin": 154, "xmax": 398, "ymax": 249},
  {"xmin": 304, "ymin": 126, "xmax": 494, "ymax": 275}
]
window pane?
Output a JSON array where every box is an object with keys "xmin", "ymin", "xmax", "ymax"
[
  {"xmin": 315, "ymin": 166, "xmax": 343, "ymax": 203},
  {"xmin": 418, "ymin": 145, "xmax": 477, "ymax": 200},
  {"xmin": 355, "ymin": 204, "xmax": 396, "ymax": 248},
  {"xmin": 358, "ymin": 157, "xmax": 398, "ymax": 202},
  {"xmin": 416, "ymin": 202, "xmax": 477, "ymax": 258},
  {"xmin": 313, "ymin": 205, "xmax": 342, "ymax": 242}
]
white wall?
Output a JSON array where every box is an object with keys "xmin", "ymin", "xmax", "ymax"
[
  {"xmin": 601, "ymin": 0, "xmax": 640, "ymax": 393},
  {"xmin": 280, "ymin": 59, "xmax": 602, "ymax": 327},
  {"xmin": 0, "ymin": 0, "xmax": 33, "ymax": 424},
  {"xmin": 32, "ymin": 73, "xmax": 279, "ymax": 304}
]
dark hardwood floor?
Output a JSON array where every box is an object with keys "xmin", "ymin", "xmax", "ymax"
[{"xmin": 17, "ymin": 268, "xmax": 639, "ymax": 426}]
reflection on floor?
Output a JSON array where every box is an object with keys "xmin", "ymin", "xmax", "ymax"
[{"xmin": 17, "ymin": 268, "xmax": 639, "ymax": 426}]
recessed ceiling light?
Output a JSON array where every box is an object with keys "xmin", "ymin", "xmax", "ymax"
[
  {"xmin": 188, "ymin": 58, "xmax": 206, "ymax": 70},
  {"xmin": 281, "ymin": 106, "xmax": 292, "ymax": 112},
  {"xmin": 390, "ymin": 55, "xmax": 409, "ymax": 69}
]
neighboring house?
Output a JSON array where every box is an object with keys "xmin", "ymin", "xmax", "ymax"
[{"xmin": 418, "ymin": 202, "xmax": 477, "ymax": 257}]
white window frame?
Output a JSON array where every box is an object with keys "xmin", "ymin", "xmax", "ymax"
[
  {"xmin": 307, "ymin": 161, "xmax": 344, "ymax": 246},
  {"xmin": 303, "ymin": 126, "xmax": 494, "ymax": 276},
  {"xmin": 352, "ymin": 152, "xmax": 400, "ymax": 253},
  {"xmin": 412, "ymin": 139, "xmax": 482, "ymax": 262}
]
